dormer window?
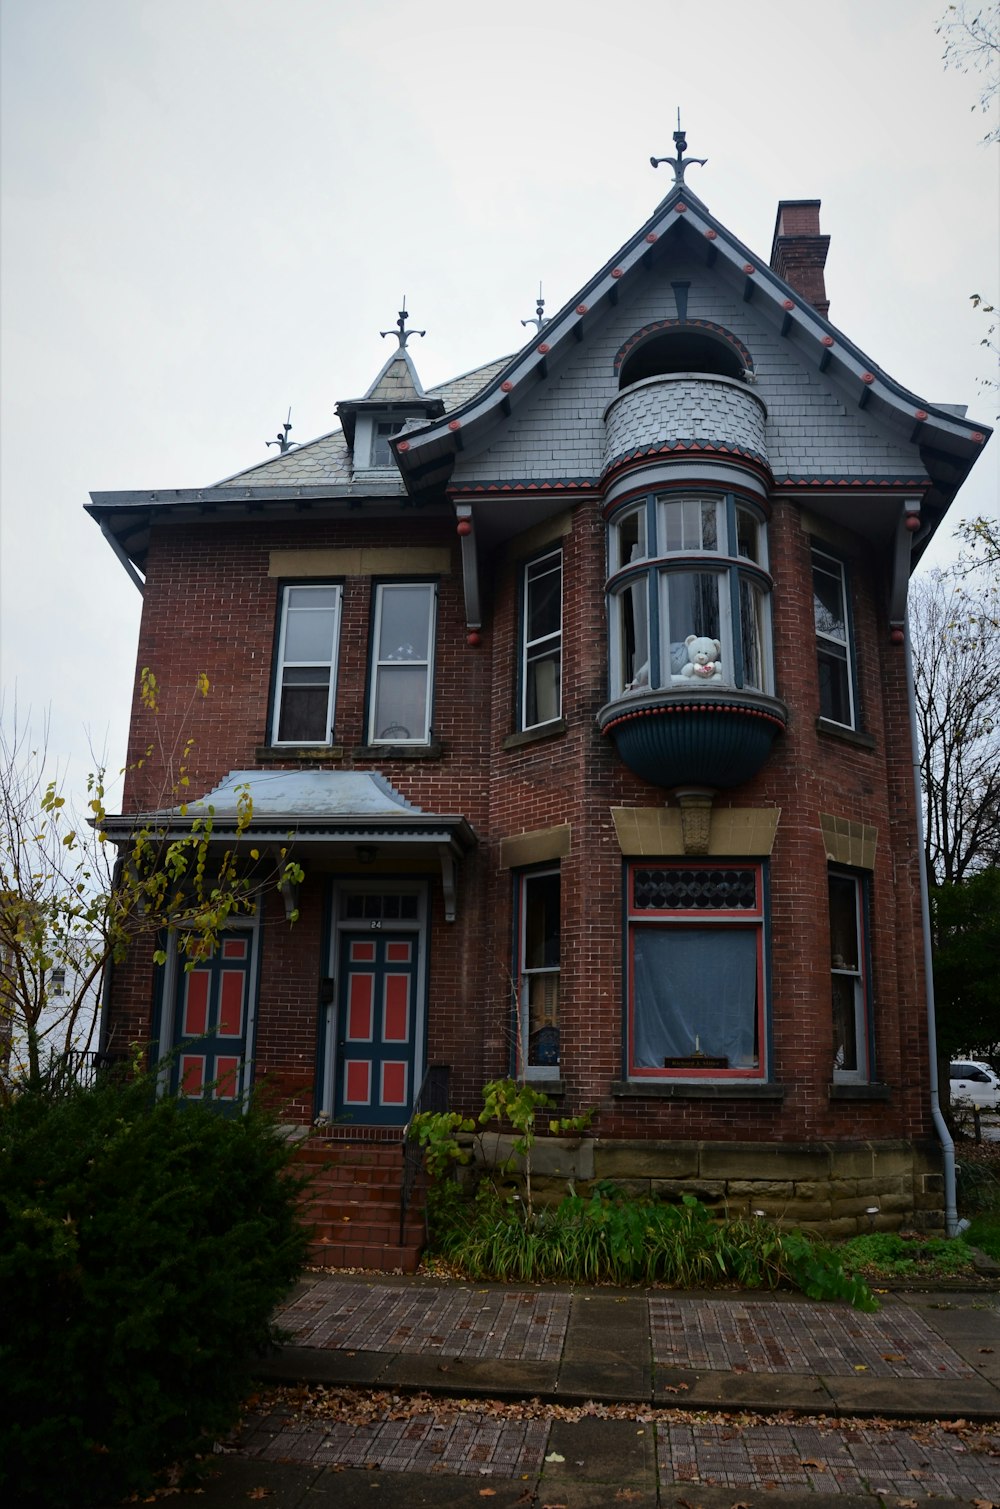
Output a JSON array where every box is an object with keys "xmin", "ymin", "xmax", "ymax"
[
  {"xmin": 607, "ymin": 492, "xmax": 772, "ymax": 698},
  {"xmin": 370, "ymin": 419, "xmax": 406, "ymax": 468}
]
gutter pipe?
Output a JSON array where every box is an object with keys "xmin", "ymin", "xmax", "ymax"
[{"xmin": 903, "ymin": 621, "xmax": 958, "ymax": 1236}]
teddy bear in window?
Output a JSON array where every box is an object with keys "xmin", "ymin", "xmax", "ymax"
[{"xmin": 680, "ymin": 635, "xmax": 723, "ymax": 682}]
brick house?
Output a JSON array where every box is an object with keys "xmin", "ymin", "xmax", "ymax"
[{"xmin": 89, "ymin": 161, "xmax": 990, "ymax": 1241}]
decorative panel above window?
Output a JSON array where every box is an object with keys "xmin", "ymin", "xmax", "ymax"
[
  {"xmin": 626, "ymin": 862, "xmax": 767, "ymax": 1081},
  {"xmin": 368, "ymin": 582, "xmax": 436, "ymax": 744},
  {"xmin": 270, "ymin": 583, "xmax": 342, "ymax": 745},
  {"xmin": 521, "ymin": 548, "xmax": 562, "ymax": 730}
]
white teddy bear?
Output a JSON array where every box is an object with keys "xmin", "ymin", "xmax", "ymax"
[{"xmin": 680, "ymin": 635, "xmax": 723, "ymax": 682}]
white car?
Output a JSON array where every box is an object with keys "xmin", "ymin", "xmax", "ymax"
[{"xmin": 949, "ymin": 1061, "xmax": 1000, "ymax": 1112}]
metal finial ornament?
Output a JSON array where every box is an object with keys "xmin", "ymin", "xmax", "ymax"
[
  {"xmin": 521, "ymin": 282, "xmax": 547, "ymax": 333},
  {"xmin": 380, "ymin": 297, "xmax": 426, "ymax": 348},
  {"xmin": 266, "ymin": 407, "xmax": 295, "ymax": 452},
  {"xmin": 650, "ymin": 110, "xmax": 707, "ymax": 186}
]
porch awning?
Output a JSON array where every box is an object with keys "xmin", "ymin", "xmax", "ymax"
[{"xmin": 101, "ymin": 770, "xmax": 477, "ymax": 920}]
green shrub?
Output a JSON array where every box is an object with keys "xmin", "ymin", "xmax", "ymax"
[
  {"xmin": 0, "ymin": 1077, "xmax": 308, "ymax": 1508},
  {"xmin": 836, "ymin": 1230, "xmax": 978, "ymax": 1278},
  {"xmin": 426, "ymin": 1187, "xmax": 876, "ymax": 1311},
  {"xmin": 964, "ymin": 1212, "xmax": 1000, "ymax": 1261}
]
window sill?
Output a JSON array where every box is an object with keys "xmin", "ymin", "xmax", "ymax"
[
  {"xmin": 829, "ymin": 1081, "xmax": 891, "ymax": 1101},
  {"xmin": 815, "ymin": 718, "xmax": 876, "ymax": 750},
  {"xmin": 524, "ymin": 1078, "xmax": 565, "ymax": 1096},
  {"xmin": 612, "ymin": 1080, "xmax": 785, "ymax": 1102},
  {"xmin": 255, "ymin": 745, "xmax": 345, "ymax": 762},
  {"xmin": 351, "ymin": 743, "xmax": 444, "ymax": 761},
  {"xmin": 503, "ymin": 718, "xmax": 567, "ymax": 752}
]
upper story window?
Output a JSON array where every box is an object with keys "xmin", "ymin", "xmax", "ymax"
[
  {"xmin": 607, "ymin": 493, "xmax": 772, "ymax": 699},
  {"xmin": 368, "ymin": 582, "xmax": 436, "ymax": 744},
  {"xmin": 521, "ymin": 549, "xmax": 563, "ymax": 730},
  {"xmin": 812, "ymin": 547, "xmax": 857, "ymax": 728},
  {"xmin": 271, "ymin": 583, "xmax": 342, "ymax": 745},
  {"xmin": 626, "ymin": 862, "xmax": 767, "ymax": 1081},
  {"xmin": 370, "ymin": 419, "xmax": 406, "ymax": 468}
]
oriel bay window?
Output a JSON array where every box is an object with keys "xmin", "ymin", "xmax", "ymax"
[
  {"xmin": 368, "ymin": 582, "xmax": 436, "ymax": 744},
  {"xmin": 626, "ymin": 863, "xmax": 767, "ymax": 1080},
  {"xmin": 271, "ymin": 583, "xmax": 342, "ymax": 745},
  {"xmin": 607, "ymin": 493, "xmax": 772, "ymax": 698}
]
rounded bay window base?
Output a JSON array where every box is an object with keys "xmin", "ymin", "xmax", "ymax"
[{"xmin": 598, "ymin": 688, "xmax": 787, "ymax": 790}]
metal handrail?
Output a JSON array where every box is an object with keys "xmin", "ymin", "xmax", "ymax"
[{"xmin": 399, "ymin": 1063, "xmax": 449, "ymax": 1243}]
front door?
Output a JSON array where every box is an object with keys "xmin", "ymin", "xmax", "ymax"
[
  {"xmin": 169, "ymin": 932, "xmax": 254, "ymax": 1113},
  {"xmin": 334, "ymin": 932, "xmax": 418, "ymax": 1126}
]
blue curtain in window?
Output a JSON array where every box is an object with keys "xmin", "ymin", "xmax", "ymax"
[{"xmin": 632, "ymin": 928, "xmax": 758, "ymax": 1069}]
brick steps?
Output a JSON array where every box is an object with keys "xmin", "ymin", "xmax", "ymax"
[{"xmin": 295, "ymin": 1137, "xmax": 427, "ymax": 1274}]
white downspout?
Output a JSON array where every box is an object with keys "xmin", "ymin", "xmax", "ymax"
[{"xmin": 903, "ymin": 621, "xmax": 958, "ymax": 1236}]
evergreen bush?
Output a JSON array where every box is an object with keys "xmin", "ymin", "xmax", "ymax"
[{"xmin": 0, "ymin": 1077, "xmax": 308, "ymax": 1508}]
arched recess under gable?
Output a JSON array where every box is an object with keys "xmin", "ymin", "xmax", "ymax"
[{"xmin": 615, "ymin": 320, "xmax": 753, "ymax": 389}]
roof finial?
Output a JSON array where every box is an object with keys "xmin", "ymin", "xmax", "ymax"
[
  {"xmin": 650, "ymin": 111, "xmax": 707, "ymax": 186},
  {"xmin": 521, "ymin": 282, "xmax": 547, "ymax": 333},
  {"xmin": 265, "ymin": 407, "xmax": 295, "ymax": 453},
  {"xmin": 381, "ymin": 297, "xmax": 426, "ymax": 348}
]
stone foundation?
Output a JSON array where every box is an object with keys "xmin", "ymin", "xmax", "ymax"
[{"xmin": 471, "ymin": 1136, "xmax": 946, "ymax": 1237}]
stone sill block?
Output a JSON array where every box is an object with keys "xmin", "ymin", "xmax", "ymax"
[
  {"xmin": 502, "ymin": 718, "xmax": 567, "ymax": 752},
  {"xmin": 611, "ymin": 1081, "xmax": 786, "ymax": 1101},
  {"xmin": 829, "ymin": 1082, "xmax": 892, "ymax": 1101},
  {"xmin": 815, "ymin": 717, "xmax": 877, "ymax": 750}
]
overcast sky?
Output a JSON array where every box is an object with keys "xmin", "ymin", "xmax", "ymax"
[{"xmin": 2, "ymin": 0, "xmax": 997, "ymax": 803}]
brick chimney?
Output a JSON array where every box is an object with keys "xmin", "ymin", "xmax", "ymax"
[{"xmin": 770, "ymin": 200, "xmax": 830, "ymax": 319}]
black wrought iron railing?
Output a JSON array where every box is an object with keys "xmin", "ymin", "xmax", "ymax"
[{"xmin": 399, "ymin": 1063, "xmax": 450, "ymax": 1244}]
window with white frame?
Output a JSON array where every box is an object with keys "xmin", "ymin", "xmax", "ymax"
[
  {"xmin": 516, "ymin": 868, "xmax": 560, "ymax": 1076},
  {"xmin": 626, "ymin": 863, "xmax": 766, "ymax": 1080},
  {"xmin": 607, "ymin": 493, "xmax": 772, "ymax": 698},
  {"xmin": 812, "ymin": 547, "xmax": 857, "ymax": 727},
  {"xmin": 270, "ymin": 583, "xmax": 342, "ymax": 745},
  {"xmin": 368, "ymin": 582, "xmax": 436, "ymax": 744},
  {"xmin": 521, "ymin": 549, "xmax": 562, "ymax": 729},
  {"xmin": 829, "ymin": 870, "xmax": 871, "ymax": 1082}
]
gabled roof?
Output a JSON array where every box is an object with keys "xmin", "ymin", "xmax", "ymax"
[{"xmin": 391, "ymin": 180, "xmax": 991, "ymax": 513}]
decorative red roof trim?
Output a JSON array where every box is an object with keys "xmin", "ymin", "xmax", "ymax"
[
  {"xmin": 576, "ymin": 303, "xmax": 588, "ymax": 314},
  {"xmin": 743, "ymin": 263, "xmax": 755, "ymax": 274},
  {"xmin": 973, "ymin": 432, "xmax": 986, "ymax": 443},
  {"xmin": 397, "ymin": 440, "xmax": 410, "ymax": 453},
  {"xmin": 611, "ymin": 267, "xmax": 624, "ymax": 278},
  {"xmin": 705, "ymin": 229, "xmax": 717, "ymax": 240},
  {"xmin": 914, "ymin": 409, "xmax": 928, "ymax": 420},
  {"xmin": 645, "ymin": 232, "xmax": 658, "ymax": 243},
  {"xmin": 675, "ymin": 203, "xmax": 688, "ymax": 213},
  {"xmin": 448, "ymin": 419, "xmax": 461, "ymax": 430},
  {"xmin": 822, "ymin": 336, "xmax": 834, "ymax": 347},
  {"xmin": 538, "ymin": 342, "xmax": 550, "ymax": 354},
  {"xmin": 861, "ymin": 372, "xmax": 875, "ymax": 384},
  {"xmin": 782, "ymin": 299, "xmax": 794, "ymax": 310},
  {"xmin": 501, "ymin": 381, "xmax": 513, "ymax": 393}
]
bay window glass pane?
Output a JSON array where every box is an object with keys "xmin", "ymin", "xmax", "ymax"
[
  {"xmin": 372, "ymin": 665, "xmax": 428, "ymax": 741},
  {"xmin": 736, "ymin": 508, "xmax": 761, "ymax": 563},
  {"xmin": 614, "ymin": 507, "xmax": 647, "ymax": 571},
  {"xmin": 632, "ymin": 927, "xmax": 758, "ymax": 1069},
  {"xmin": 740, "ymin": 577, "xmax": 765, "ymax": 691},
  {"xmin": 665, "ymin": 571, "xmax": 724, "ymax": 679},
  {"xmin": 377, "ymin": 585, "xmax": 432, "ymax": 660},
  {"xmin": 663, "ymin": 498, "xmax": 719, "ymax": 552},
  {"xmin": 616, "ymin": 579, "xmax": 650, "ymax": 692}
]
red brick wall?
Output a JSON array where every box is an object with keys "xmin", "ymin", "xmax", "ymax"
[{"xmin": 110, "ymin": 495, "xmax": 931, "ymax": 1146}]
